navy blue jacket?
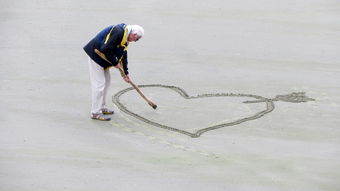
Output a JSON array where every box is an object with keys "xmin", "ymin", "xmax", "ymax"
[{"xmin": 84, "ymin": 24, "xmax": 129, "ymax": 74}]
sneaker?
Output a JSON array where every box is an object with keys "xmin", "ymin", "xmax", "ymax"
[
  {"xmin": 102, "ymin": 108, "xmax": 114, "ymax": 115},
  {"xmin": 91, "ymin": 113, "xmax": 111, "ymax": 121}
]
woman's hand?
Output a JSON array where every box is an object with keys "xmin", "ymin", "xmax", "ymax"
[
  {"xmin": 115, "ymin": 65, "xmax": 130, "ymax": 83},
  {"xmin": 123, "ymin": 74, "xmax": 131, "ymax": 83}
]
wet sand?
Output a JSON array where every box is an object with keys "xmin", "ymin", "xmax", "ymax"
[{"xmin": 1, "ymin": 0, "xmax": 340, "ymax": 190}]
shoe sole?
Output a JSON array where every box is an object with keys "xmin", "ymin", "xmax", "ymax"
[
  {"xmin": 102, "ymin": 112, "xmax": 114, "ymax": 115},
  {"xmin": 91, "ymin": 117, "xmax": 111, "ymax": 121}
]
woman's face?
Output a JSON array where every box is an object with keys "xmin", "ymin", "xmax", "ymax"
[{"xmin": 128, "ymin": 33, "xmax": 142, "ymax": 42}]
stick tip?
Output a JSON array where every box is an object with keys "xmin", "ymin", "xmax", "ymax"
[{"xmin": 149, "ymin": 102, "xmax": 157, "ymax": 109}]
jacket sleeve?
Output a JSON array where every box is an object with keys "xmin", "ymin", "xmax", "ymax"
[
  {"xmin": 122, "ymin": 51, "xmax": 129, "ymax": 75},
  {"xmin": 99, "ymin": 27, "xmax": 123, "ymax": 66}
]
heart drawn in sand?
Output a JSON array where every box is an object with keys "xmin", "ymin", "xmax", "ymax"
[{"xmin": 113, "ymin": 84, "xmax": 314, "ymax": 138}]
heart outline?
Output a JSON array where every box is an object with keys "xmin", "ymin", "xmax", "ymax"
[{"xmin": 113, "ymin": 84, "xmax": 275, "ymax": 138}]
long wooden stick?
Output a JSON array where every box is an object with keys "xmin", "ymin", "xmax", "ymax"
[{"xmin": 94, "ymin": 49, "xmax": 157, "ymax": 109}]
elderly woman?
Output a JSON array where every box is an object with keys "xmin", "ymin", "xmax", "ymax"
[{"xmin": 84, "ymin": 24, "xmax": 144, "ymax": 121}]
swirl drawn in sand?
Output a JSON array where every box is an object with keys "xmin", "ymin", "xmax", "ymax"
[{"xmin": 113, "ymin": 84, "xmax": 315, "ymax": 138}]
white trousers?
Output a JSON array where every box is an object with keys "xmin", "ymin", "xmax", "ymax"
[{"xmin": 88, "ymin": 57, "xmax": 111, "ymax": 114}]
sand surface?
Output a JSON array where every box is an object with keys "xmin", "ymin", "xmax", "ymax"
[{"xmin": 1, "ymin": 0, "xmax": 340, "ymax": 190}]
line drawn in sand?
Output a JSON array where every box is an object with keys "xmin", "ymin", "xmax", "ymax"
[{"xmin": 113, "ymin": 84, "xmax": 315, "ymax": 138}]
